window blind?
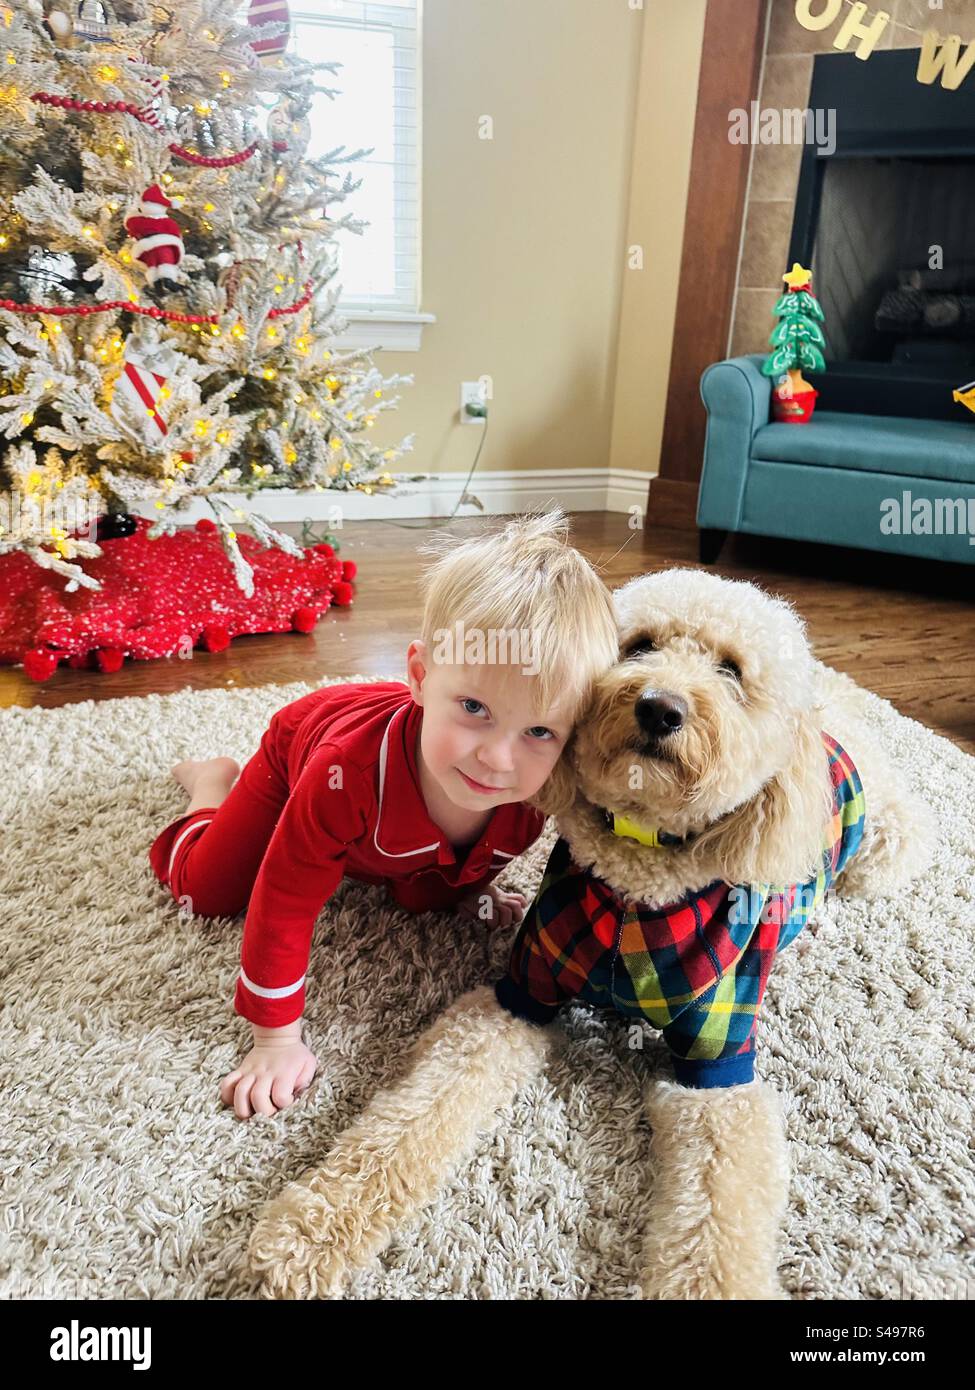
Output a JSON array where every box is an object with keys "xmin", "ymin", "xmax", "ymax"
[{"xmin": 289, "ymin": 2, "xmax": 421, "ymax": 315}]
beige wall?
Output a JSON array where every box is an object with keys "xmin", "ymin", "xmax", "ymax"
[
  {"xmin": 366, "ymin": 0, "xmax": 706, "ymax": 480},
  {"xmin": 609, "ymin": 0, "xmax": 707, "ymax": 476}
]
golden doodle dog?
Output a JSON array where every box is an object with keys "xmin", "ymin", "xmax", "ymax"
[{"xmin": 250, "ymin": 568, "xmax": 933, "ymax": 1299}]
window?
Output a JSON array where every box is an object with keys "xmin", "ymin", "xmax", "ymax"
[{"xmin": 289, "ymin": 2, "xmax": 423, "ymax": 327}]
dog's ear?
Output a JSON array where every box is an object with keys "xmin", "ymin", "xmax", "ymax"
[
  {"xmin": 528, "ymin": 738, "xmax": 578, "ymax": 819},
  {"xmin": 698, "ymin": 716, "xmax": 834, "ymax": 888}
]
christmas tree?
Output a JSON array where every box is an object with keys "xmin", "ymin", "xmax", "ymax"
[
  {"xmin": 0, "ymin": 0, "xmax": 415, "ymax": 595},
  {"xmin": 762, "ymin": 261, "xmax": 827, "ymax": 396}
]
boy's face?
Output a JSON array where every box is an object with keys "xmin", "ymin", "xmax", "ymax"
[{"xmin": 407, "ymin": 640, "xmax": 572, "ymax": 811}]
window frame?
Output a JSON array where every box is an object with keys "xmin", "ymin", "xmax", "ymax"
[{"xmin": 289, "ymin": 2, "xmax": 433, "ymax": 349}]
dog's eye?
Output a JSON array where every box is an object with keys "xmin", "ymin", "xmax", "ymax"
[
  {"xmin": 624, "ymin": 637, "xmax": 658, "ymax": 659},
  {"xmin": 718, "ymin": 656, "xmax": 743, "ymax": 681}
]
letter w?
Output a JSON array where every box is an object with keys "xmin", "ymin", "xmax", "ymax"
[{"xmin": 917, "ymin": 30, "xmax": 975, "ymax": 90}]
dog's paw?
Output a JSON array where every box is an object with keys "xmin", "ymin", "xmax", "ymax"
[
  {"xmin": 641, "ymin": 1078, "xmax": 791, "ymax": 1300},
  {"xmin": 250, "ymin": 1184, "xmax": 361, "ymax": 1299}
]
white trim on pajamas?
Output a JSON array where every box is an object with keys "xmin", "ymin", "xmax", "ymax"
[
  {"xmin": 167, "ymin": 817, "xmax": 213, "ymax": 878},
  {"xmin": 239, "ymin": 969, "xmax": 306, "ymax": 999}
]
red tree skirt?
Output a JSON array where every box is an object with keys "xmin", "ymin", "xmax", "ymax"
[{"xmin": 0, "ymin": 516, "xmax": 358, "ymax": 681}]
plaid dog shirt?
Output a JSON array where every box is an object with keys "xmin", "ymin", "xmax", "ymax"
[{"xmin": 495, "ymin": 732, "xmax": 866, "ymax": 1088}]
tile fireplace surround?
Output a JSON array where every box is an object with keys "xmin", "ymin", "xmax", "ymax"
[{"xmin": 729, "ymin": 0, "xmax": 975, "ymax": 357}]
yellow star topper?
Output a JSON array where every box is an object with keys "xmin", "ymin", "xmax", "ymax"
[{"xmin": 783, "ymin": 262, "xmax": 813, "ymax": 289}]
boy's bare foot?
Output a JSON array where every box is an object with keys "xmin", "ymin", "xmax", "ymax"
[
  {"xmin": 457, "ymin": 882, "xmax": 528, "ymax": 929},
  {"xmin": 171, "ymin": 756, "xmax": 240, "ymax": 815}
]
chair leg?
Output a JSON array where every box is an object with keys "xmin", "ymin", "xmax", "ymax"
[{"xmin": 698, "ymin": 527, "xmax": 727, "ymax": 564}]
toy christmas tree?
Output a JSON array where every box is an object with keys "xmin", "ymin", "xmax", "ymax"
[
  {"xmin": 763, "ymin": 262, "xmax": 827, "ymax": 424},
  {"xmin": 0, "ymin": 0, "xmax": 415, "ymax": 594}
]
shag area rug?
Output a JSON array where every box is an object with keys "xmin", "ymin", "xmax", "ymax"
[{"xmin": 1, "ymin": 670, "xmax": 972, "ymax": 1301}]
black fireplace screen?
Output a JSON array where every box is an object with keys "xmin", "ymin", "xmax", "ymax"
[
  {"xmin": 813, "ymin": 154, "xmax": 975, "ymax": 373},
  {"xmin": 788, "ymin": 49, "xmax": 975, "ymax": 419}
]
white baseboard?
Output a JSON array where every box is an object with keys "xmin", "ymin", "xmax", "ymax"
[{"xmin": 131, "ymin": 469, "xmax": 654, "ymax": 526}]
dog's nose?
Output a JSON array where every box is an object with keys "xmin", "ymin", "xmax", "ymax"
[{"xmin": 634, "ymin": 690, "xmax": 687, "ymax": 738}]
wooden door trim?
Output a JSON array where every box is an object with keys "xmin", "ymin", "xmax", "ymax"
[{"xmin": 649, "ymin": 0, "xmax": 768, "ymax": 527}]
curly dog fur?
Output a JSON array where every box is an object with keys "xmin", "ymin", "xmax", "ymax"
[
  {"xmin": 250, "ymin": 985, "xmax": 551, "ymax": 1298},
  {"xmin": 251, "ymin": 568, "xmax": 934, "ymax": 1299}
]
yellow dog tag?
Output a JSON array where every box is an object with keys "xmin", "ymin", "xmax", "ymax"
[{"xmin": 611, "ymin": 814, "xmax": 665, "ymax": 847}]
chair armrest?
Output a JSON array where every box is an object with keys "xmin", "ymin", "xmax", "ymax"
[{"xmin": 697, "ymin": 355, "xmax": 771, "ymax": 530}]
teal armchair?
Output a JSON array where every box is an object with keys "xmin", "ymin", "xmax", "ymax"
[{"xmin": 697, "ymin": 355, "xmax": 975, "ymax": 566}]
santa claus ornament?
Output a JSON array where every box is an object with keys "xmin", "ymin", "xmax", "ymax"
[
  {"xmin": 247, "ymin": 0, "xmax": 292, "ymax": 66},
  {"xmin": 124, "ymin": 184, "xmax": 185, "ymax": 292}
]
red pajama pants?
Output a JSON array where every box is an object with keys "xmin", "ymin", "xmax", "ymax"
[
  {"xmin": 148, "ymin": 739, "xmax": 289, "ymax": 921},
  {"xmin": 148, "ymin": 730, "xmax": 495, "ymax": 921}
]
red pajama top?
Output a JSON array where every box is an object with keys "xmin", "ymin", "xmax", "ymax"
[{"xmin": 235, "ymin": 681, "xmax": 545, "ymax": 1028}]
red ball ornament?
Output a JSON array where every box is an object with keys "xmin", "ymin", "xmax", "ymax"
[
  {"xmin": 291, "ymin": 606, "xmax": 318, "ymax": 633},
  {"xmin": 22, "ymin": 647, "xmax": 60, "ymax": 681},
  {"xmin": 96, "ymin": 648, "xmax": 126, "ymax": 673},
  {"xmin": 331, "ymin": 581, "xmax": 354, "ymax": 607},
  {"xmin": 200, "ymin": 624, "xmax": 230, "ymax": 653},
  {"xmin": 341, "ymin": 560, "xmax": 357, "ymax": 582}
]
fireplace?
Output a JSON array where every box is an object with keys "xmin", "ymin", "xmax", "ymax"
[{"xmin": 789, "ymin": 50, "xmax": 975, "ymax": 422}]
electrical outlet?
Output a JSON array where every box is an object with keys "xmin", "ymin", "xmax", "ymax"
[{"xmin": 460, "ymin": 381, "xmax": 488, "ymax": 424}]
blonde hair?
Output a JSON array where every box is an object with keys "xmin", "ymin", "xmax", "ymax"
[{"xmin": 417, "ymin": 508, "xmax": 618, "ymax": 719}]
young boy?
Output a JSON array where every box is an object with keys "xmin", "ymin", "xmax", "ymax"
[{"xmin": 148, "ymin": 509, "xmax": 618, "ymax": 1120}]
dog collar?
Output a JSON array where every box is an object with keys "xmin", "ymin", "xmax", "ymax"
[{"xmin": 599, "ymin": 807, "xmax": 695, "ymax": 848}]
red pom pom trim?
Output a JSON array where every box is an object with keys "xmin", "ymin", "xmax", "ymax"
[
  {"xmin": 195, "ymin": 518, "xmax": 218, "ymax": 534},
  {"xmin": 23, "ymin": 647, "xmax": 60, "ymax": 681},
  {"xmin": 291, "ymin": 607, "xmax": 318, "ymax": 633},
  {"xmin": 95, "ymin": 648, "xmax": 126, "ymax": 673},
  {"xmin": 200, "ymin": 625, "xmax": 231, "ymax": 653},
  {"xmin": 331, "ymin": 581, "xmax": 354, "ymax": 607},
  {"xmin": 341, "ymin": 560, "xmax": 357, "ymax": 582}
]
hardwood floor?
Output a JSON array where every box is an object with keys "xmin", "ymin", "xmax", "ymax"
[{"xmin": 2, "ymin": 512, "xmax": 973, "ymax": 754}]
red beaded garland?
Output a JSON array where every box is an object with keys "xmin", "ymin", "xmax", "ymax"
[
  {"xmin": 30, "ymin": 92, "xmax": 263, "ymax": 167},
  {"xmin": 0, "ymin": 279, "xmax": 315, "ymax": 326}
]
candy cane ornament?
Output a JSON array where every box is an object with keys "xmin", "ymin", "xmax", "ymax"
[
  {"xmin": 112, "ymin": 350, "xmax": 169, "ymax": 436},
  {"xmin": 124, "ymin": 184, "xmax": 185, "ymax": 291},
  {"xmin": 125, "ymin": 53, "xmax": 166, "ymax": 130}
]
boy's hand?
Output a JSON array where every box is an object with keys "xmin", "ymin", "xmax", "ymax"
[
  {"xmin": 458, "ymin": 883, "xmax": 528, "ymax": 929},
  {"xmin": 220, "ymin": 1022, "xmax": 318, "ymax": 1120}
]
